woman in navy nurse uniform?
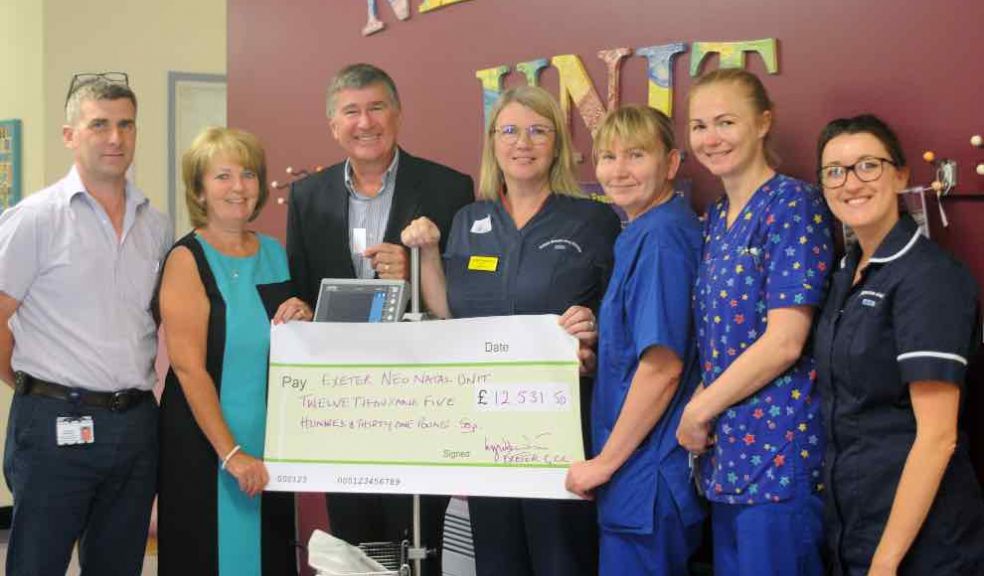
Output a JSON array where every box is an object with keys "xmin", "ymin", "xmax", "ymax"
[
  {"xmin": 814, "ymin": 114, "xmax": 984, "ymax": 576},
  {"xmin": 564, "ymin": 105, "xmax": 705, "ymax": 575},
  {"xmin": 676, "ymin": 68, "xmax": 834, "ymax": 575},
  {"xmin": 401, "ymin": 86, "xmax": 621, "ymax": 575}
]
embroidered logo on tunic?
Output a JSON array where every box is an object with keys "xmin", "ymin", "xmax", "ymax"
[
  {"xmin": 537, "ymin": 239, "xmax": 582, "ymax": 253},
  {"xmin": 859, "ymin": 290, "xmax": 885, "ymax": 308}
]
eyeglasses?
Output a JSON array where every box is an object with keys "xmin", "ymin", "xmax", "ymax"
[
  {"xmin": 66, "ymin": 72, "xmax": 129, "ymax": 104},
  {"xmin": 819, "ymin": 157, "xmax": 896, "ymax": 189},
  {"xmin": 493, "ymin": 124, "xmax": 555, "ymax": 145}
]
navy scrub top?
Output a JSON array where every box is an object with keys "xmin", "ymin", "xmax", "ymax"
[
  {"xmin": 814, "ymin": 214, "xmax": 984, "ymax": 575},
  {"xmin": 444, "ymin": 194, "xmax": 621, "ymax": 319},
  {"xmin": 592, "ymin": 194, "xmax": 705, "ymax": 534}
]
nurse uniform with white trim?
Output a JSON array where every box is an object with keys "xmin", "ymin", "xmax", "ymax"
[{"xmin": 814, "ymin": 214, "xmax": 984, "ymax": 575}]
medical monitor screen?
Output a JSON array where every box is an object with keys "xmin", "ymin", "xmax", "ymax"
[{"xmin": 313, "ymin": 279, "xmax": 408, "ymax": 323}]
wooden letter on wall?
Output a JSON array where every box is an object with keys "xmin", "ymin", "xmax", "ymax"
[
  {"xmin": 363, "ymin": 0, "xmax": 410, "ymax": 36},
  {"xmin": 418, "ymin": 0, "xmax": 474, "ymax": 13},
  {"xmin": 551, "ymin": 54, "xmax": 608, "ymax": 133},
  {"xmin": 597, "ymin": 48, "xmax": 633, "ymax": 112},
  {"xmin": 690, "ymin": 38, "xmax": 778, "ymax": 76},
  {"xmin": 636, "ymin": 43, "xmax": 687, "ymax": 117},
  {"xmin": 475, "ymin": 65, "xmax": 511, "ymax": 126},
  {"xmin": 516, "ymin": 59, "xmax": 550, "ymax": 87}
]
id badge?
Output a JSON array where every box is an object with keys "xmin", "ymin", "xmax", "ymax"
[{"xmin": 56, "ymin": 416, "xmax": 95, "ymax": 446}]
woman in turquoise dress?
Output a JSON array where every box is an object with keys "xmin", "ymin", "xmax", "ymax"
[{"xmin": 156, "ymin": 127, "xmax": 312, "ymax": 575}]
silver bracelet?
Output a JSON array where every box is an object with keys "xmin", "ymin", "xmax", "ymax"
[{"xmin": 221, "ymin": 444, "xmax": 242, "ymax": 470}]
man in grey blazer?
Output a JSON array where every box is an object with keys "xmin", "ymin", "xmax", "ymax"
[{"xmin": 286, "ymin": 63, "xmax": 472, "ymax": 576}]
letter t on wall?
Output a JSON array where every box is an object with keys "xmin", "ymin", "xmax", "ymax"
[{"xmin": 690, "ymin": 38, "xmax": 779, "ymax": 76}]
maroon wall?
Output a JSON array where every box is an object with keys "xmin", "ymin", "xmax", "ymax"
[
  {"xmin": 228, "ymin": 0, "xmax": 984, "ymax": 490},
  {"xmin": 230, "ymin": 0, "xmax": 984, "ymax": 234}
]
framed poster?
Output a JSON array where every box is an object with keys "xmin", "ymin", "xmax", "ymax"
[
  {"xmin": 0, "ymin": 119, "xmax": 22, "ymax": 212},
  {"xmin": 167, "ymin": 72, "xmax": 226, "ymax": 236}
]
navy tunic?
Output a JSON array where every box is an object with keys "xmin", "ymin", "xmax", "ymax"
[
  {"xmin": 814, "ymin": 215, "xmax": 984, "ymax": 575},
  {"xmin": 445, "ymin": 193, "xmax": 620, "ymax": 576},
  {"xmin": 445, "ymin": 195, "xmax": 621, "ymax": 319}
]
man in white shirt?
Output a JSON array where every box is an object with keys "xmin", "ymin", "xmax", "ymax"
[{"xmin": 0, "ymin": 74, "xmax": 172, "ymax": 576}]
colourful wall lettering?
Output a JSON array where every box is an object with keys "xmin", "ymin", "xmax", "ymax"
[
  {"xmin": 475, "ymin": 38, "xmax": 778, "ymax": 131},
  {"xmin": 636, "ymin": 43, "xmax": 688, "ymax": 116},
  {"xmin": 364, "ymin": 0, "xmax": 476, "ymax": 36},
  {"xmin": 418, "ymin": 0, "xmax": 474, "ymax": 13},
  {"xmin": 690, "ymin": 38, "xmax": 778, "ymax": 75}
]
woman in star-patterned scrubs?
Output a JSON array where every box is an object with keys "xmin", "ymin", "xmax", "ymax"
[{"xmin": 676, "ymin": 68, "xmax": 834, "ymax": 576}]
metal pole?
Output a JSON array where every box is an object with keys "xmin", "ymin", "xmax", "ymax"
[{"xmin": 411, "ymin": 246, "xmax": 423, "ymax": 576}]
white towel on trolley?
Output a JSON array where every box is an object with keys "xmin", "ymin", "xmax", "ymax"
[{"xmin": 308, "ymin": 530, "xmax": 392, "ymax": 575}]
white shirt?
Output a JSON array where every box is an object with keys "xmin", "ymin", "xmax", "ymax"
[{"xmin": 0, "ymin": 166, "xmax": 172, "ymax": 391}]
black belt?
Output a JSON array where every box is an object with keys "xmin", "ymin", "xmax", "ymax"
[{"xmin": 14, "ymin": 372, "xmax": 153, "ymax": 412}]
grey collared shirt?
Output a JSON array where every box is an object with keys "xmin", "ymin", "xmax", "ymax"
[
  {"xmin": 0, "ymin": 166, "xmax": 172, "ymax": 392},
  {"xmin": 344, "ymin": 150, "xmax": 399, "ymax": 279}
]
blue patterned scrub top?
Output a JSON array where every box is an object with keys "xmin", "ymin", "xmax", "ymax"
[{"xmin": 694, "ymin": 173, "xmax": 833, "ymax": 504}]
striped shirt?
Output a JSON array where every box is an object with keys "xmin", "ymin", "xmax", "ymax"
[{"xmin": 344, "ymin": 150, "xmax": 400, "ymax": 279}]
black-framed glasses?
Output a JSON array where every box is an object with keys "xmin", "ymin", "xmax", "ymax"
[
  {"xmin": 66, "ymin": 72, "xmax": 129, "ymax": 104},
  {"xmin": 493, "ymin": 124, "xmax": 554, "ymax": 145},
  {"xmin": 819, "ymin": 157, "xmax": 896, "ymax": 189}
]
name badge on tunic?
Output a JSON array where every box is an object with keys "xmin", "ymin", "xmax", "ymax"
[
  {"xmin": 56, "ymin": 416, "xmax": 95, "ymax": 446},
  {"xmin": 468, "ymin": 256, "xmax": 498, "ymax": 272},
  {"xmin": 470, "ymin": 216, "xmax": 492, "ymax": 234}
]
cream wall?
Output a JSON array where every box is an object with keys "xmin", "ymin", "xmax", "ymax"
[
  {"xmin": 0, "ymin": 0, "xmax": 226, "ymax": 511},
  {"xmin": 0, "ymin": 0, "xmax": 45, "ymax": 510},
  {"xmin": 0, "ymin": 0, "xmax": 45, "ymax": 203},
  {"xmin": 43, "ymin": 0, "xmax": 227, "ymax": 212}
]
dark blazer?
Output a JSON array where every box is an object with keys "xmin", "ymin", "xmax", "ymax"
[{"xmin": 286, "ymin": 148, "xmax": 474, "ymax": 306}]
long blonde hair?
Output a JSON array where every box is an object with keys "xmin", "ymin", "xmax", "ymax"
[{"xmin": 477, "ymin": 86, "xmax": 582, "ymax": 200}]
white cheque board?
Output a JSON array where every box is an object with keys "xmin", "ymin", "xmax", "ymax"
[{"xmin": 264, "ymin": 315, "xmax": 584, "ymax": 499}]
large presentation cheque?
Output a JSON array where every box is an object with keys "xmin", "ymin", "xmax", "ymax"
[{"xmin": 264, "ymin": 315, "xmax": 584, "ymax": 499}]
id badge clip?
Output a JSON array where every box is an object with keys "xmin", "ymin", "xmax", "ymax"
[{"xmin": 56, "ymin": 416, "xmax": 95, "ymax": 446}]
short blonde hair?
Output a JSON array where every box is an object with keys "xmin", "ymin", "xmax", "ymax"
[
  {"xmin": 183, "ymin": 127, "xmax": 269, "ymax": 229},
  {"xmin": 477, "ymin": 86, "xmax": 582, "ymax": 201},
  {"xmin": 593, "ymin": 105, "xmax": 676, "ymax": 159}
]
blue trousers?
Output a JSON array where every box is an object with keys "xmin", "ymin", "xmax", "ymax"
[
  {"xmin": 711, "ymin": 490, "xmax": 824, "ymax": 576},
  {"xmin": 468, "ymin": 496, "xmax": 598, "ymax": 576},
  {"xmin": 3, "ymin": 393, "xmax": 158, "ymax": 576},
  {"xmin": 599, "ymin": 495, "xmax": 703, "ymax": 576}
]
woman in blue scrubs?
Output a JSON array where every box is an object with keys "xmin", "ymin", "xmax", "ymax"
[
  {"xmin": 402, "ymin": 86, "xmax": 621, "ymax": 575},
  {"xmin": 564, "ymin": 105, "xmax": 705, "ymax": 575},
  {"xmin": 814, "ymin": 114, "xmax": 984, "ymax": 576},
  {"xmin": 676, "ymin": 69, "xmax": 834, "ymax": 575}
]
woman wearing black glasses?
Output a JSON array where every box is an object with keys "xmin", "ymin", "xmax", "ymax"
[{"xmin": 814, "ymin": 114, "xmax": 984, "ymax": 576}]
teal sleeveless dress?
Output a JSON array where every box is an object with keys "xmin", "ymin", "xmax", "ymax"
[{"xmin": 158, "ymin": 231, "xmax": 297, "ymax": 576}]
